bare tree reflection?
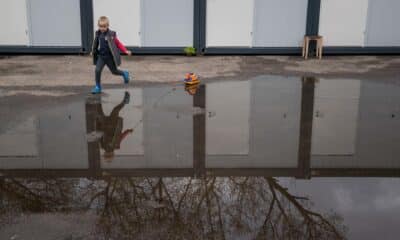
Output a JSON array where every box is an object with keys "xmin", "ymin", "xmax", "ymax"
[
  {"xmin": 0, "ymin": 177, "xmax": 346, "ymax": 239},
  {"xmin": 0, "ymin": 178, "xmax": 76, "ymax": 212}
]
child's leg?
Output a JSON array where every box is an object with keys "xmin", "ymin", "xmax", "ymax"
[
  {"xmin": 95, "ymin": 57, "xmax": 107, "ymax": 87},
  {"xmin": 110, "ymin": 92, "xmax": 130, "ymax": 119},
  {"xmin": 104, "ymin": 57, "xmax": 130, "ymax": 83},
  {"xmin": 104, "ymin": 57, "xmax": 124, "ymax": 76}
]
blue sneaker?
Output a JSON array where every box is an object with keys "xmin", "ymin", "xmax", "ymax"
[
  {"xmin": 91, "ymin": 85, "xmax": 102, "ymax": 94},
  {"xmin": 122, "ymin": 71, "xmax": 130, "ymax": 84}
]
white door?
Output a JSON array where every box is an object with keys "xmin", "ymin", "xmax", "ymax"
[
  {"xmin": 141, "ymin": 0, "xmax": 194, "ymax": 47},
  {"xmin": 365, "ymin": 0, "xmax": 400, "ymax": 46},
  {"xmin": 319, "ymin": 0, "xmax": 369, "ymax": 46},
  {"xmin": 93, "ymin": 0, "xmax": 141, "ymax": 46},
  {"xmin": 253, "ymin": 0, "xmax": 308, "ymax": 47},
  {"xmin": 27, "ymin": 0, "xmax": 82, "ymax": 46},
  {"xmin": 206, "ymin": 0, "xmax": 254, "ymax": 47},
  {"xmin": 0, "ymin": 0, "xmax": 29, "ymax": 45}
]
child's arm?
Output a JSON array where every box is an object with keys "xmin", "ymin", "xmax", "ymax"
[
  {"xmin": 91, "ymin": 32, "xmax": 99, "ymax": 55},
  {"xmin": 114, "ymin": 35, "xmax": 132, "ymax": 55}
]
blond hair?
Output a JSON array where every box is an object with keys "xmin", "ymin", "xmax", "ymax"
[{"xmin": 98, "ymin": 16, "xmax": 109, "ymax": 27}]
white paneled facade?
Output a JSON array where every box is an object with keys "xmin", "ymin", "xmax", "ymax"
[
  {"xmin": 0, "ymin": 0, "xmax": 30, "ymax": 45},
  {"xmin": 93, "ymin": 0, "xmax": 141, "ymax": 46},
  {"xmin": 253, "ymin": 0, "xmax": 308, "ymax": 47},
  {"xmin": 1, "ymin": 0, "xmax": 400, "ymax": 52},
  {"xmin": 365, "ymin": 0, "xmax": 400, "ymax": 46},
  {"xmin": 319, "ymin": 0, "xmax": 400, "ymax": 47},
  {"xmin": 28, "ymin": 0, "xmax": 82, "ymax": 46},
  {"xmin": 141, "ymin": 0, "xmax": 194, "ymax": 47},
  {"xmin": 93, "ymin": 0, "xmax": 194, "ymax": 47},
  {"xmin": 0, "ymin": 0, "xmax": 82, "ymax": 47},
  {"xmin": 319, "ymin": 0, "xmax": 369, "ymax": 46},
  {"xmin": 206, "ymin": 0, "xmax": 254, "ymax": 47},
  {"xmin": 206, "ymin": 0, "xmax": 308, "ymax": 47}
]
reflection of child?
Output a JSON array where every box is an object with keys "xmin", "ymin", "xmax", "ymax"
[{"xmin": 95, "ymin": 92, "xmax": 133, "ymax": 160}]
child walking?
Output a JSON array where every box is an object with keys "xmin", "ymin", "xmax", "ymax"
[{"xmin": 91, "ymin": 16, "xmax": 132, "ymax": 94}]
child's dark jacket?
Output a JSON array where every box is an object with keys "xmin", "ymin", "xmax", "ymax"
[{"xmin": 92, "ymin": 30, "xmax": 128, "ymax": 66}]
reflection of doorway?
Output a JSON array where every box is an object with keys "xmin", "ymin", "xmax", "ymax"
[
  {"xmin": 0, "ymin": 117, "xmax": 40, "ymax": 168},
  {"xmin": 206, "ymin": 81, "xmax": 250, "ymax": 157},
  {"xmin": 250, "ymin": 76, "xmax": 303, "ymax": 168},
  {"xmin": 311, "ymin": 79, "xmax": 361, "ymax": 156}
]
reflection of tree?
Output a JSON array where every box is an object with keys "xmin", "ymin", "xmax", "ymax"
[
  {"xmin": 259, "ymin": 178, "xmax": 345, "ymax": 239},
  {"xmin": 0, "ymin": 177, "xmax": 346, "ymax": 239},
  {"xmin": 0, "ymin": 178, "xmax": 76, "ymax": 212}
]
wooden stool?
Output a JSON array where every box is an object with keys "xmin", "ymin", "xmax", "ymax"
[{"xmin": 302, "ymin": 35, "xmax": 323, "ymax": 60}]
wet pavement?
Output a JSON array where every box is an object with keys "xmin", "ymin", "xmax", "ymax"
[{"xmin": 1, "ymin": 75, "xmax": 400, "ymax": 239}]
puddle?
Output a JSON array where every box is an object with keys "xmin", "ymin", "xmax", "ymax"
[{"xmin": 1, "ymin": 75, "xmax": 400, "ymax": 239}]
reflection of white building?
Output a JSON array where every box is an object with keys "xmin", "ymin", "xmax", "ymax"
[
  {"xmin": 206, "ymin": 81, "xmax": 250, "ymax": 156},
  {"xmin": 312, "ymin": 79, "xmax": 361, "ymax": 156},
  {"xmin": 311, "ymin": 79, "xmax": 400, "ymax": 171},
  {"xmin": 1, "ymin": 77, "xmax": 400, "ymax": 178},
  {"xmin": 0, "ymin": 101, "xmax": 88, "ymax": 170},
  {"xmin": 0, "ymin": 117, "xmax": 40, "ymax": 168},
  {"xmin": 206, "ymin": 76, "xmax": 302, "ymax": 168}
]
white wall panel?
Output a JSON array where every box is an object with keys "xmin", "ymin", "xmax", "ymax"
[
  {"xmin": 28, "ymin": 0, "xmax": 82, "ymax": 46},
  {"xmin": 141, "ymin": 0, "xmax": 193, "ymax": 47},
  {"xmin": 319, "ymin": 0, "xmax": 368, "ymax": 46},
  {"xmin": 253, "ymin": 0, "xmax": 308, "ymax": 47},
  {"xmin": 0, "ymin": 0, "xmax": 29, "ymax": 45},
  {"xmin": 365, "ymin": 0, "xmax": 400, "ymax": 46},
  {"xmin": 93, "ymin": 0, "xmax": 141, "ymax": 46},
  {"xmin": 207, "ymin": 0, "xmax": 254, "ymax": 47}
]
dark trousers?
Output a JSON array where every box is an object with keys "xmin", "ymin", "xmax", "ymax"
[{"xmin": 95, "ymin": 55, "xmax": 124, "ymax": 85}]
